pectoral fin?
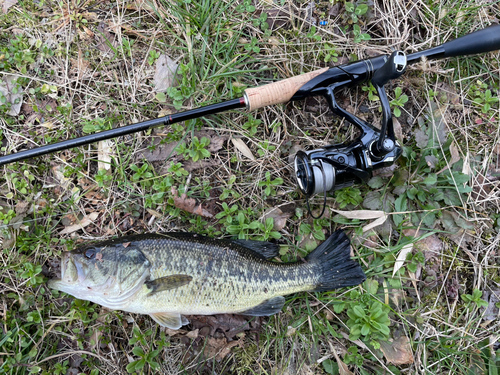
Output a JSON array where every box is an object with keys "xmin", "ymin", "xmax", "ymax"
[
  {"xmin": 149, "ymin": 312, "xmax": 188, "ymax": 329},
  {"xmin": 145, "ymin": 274, "xmax": 192, "ymax": 296},
  {"xmin": 239, "ymin": 296, "xmax": 285, "ymax": 316}
]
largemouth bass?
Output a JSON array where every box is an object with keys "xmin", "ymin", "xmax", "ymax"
[{"xmin": 48, "ymin": 231, "xmax": 365, "ymax": 329}]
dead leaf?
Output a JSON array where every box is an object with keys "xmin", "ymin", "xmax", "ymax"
[
  {"xmin": 425, "ymin": 155, "xmax": 439, "ymax": 169},
  {"xmin": 332, "ymin": 209, "xmax": 388, "ymax": 232},
  {"xmin": 449, "ymin": 142, "xmax": 461, "ymax": 165},
  {"xmin": 393, "ymin": 117, "xmax": 403, "ymax": 144},
  {"xmin": 332, "ymin": 350, "xmax": 354, "ymax": 375},
  {"xmin": 139, "ymin": 138, "xmax": 179, "ymax": 162},
  {"xmin": 95, "ymin": 22, "xmax": 116, "ymax": 56},
  {"xmin": 264, "ymin": 7, "xmax": 289, "ymax": 30},
  {"xmin": 70, "ymin": 49, "xmax": 90, "ymax": 79},
  {"xmin": 186, "ymin": 313, "xmax": 259, "ymax": 340},
  {"xmin": 482, "ymin": 290, "xmax": 500, "ymax": 322},
  {"xmin": 2, "ymin": 0, "xmax": 17, "ymax": 13},
  {"xmin": 231, "ymin": 138, "xmax": 255, "ymax": 160},
  {"xmin": 15, "ymin": 201, "xmax": 30, "ymax": 215},
  {"xmin": 89, "ymin": 308, "xmax": 109, "ymax": 349},
  {"xmin": 154, "ymin": 55, "xmax": 178, "ymax": 92},
  {"xmin": 262, "ymin": 207, "xmax": 291, "ymax": 231},
  {"xmin": 415, "ymin": 129, "xmax": 429, "ymax": 149},
  {"xmin": 393, "ymin": 243, "xmax": 413, "ymax": 277},
  {"xmin": 299, "ymin": 232, "xmax": 319, "ymax": 252},
  {"xmin": 171, "ymin": 186, "xmax": 213, "ymax": 218},
  {"xmin": 286, "ymin": 326, "xmax": 296, "ymax": 336},
  {"xmin": 403, "ymin": 229, "xmax": 443, "ymax": 261},
  {"xmin": 372, "ymin": 163, "xmax": 398, "ymax": 177},
  {"xmin": 59, "ymin": 212, "xmax": 99, "ymax": 234},
  {"xmin": 332, "ymin": 209, "xmax": 385, "ymax": 220},
  {"xmin": 98, "ymin": 139, "xmax": 113, "ymax": 171},
  {"xmin": 186, "ymin": 329, "xmax": 199, "ymax": 339},
  {"xmin": 435, "ymin": 82, "xmax": 461, "ymax": 106},
  {"xmin": 379, "ymin": 336, "xmax": 414, "ymax": 365},
  {"xmin": 164, "ymin": 328, "xmax": 187, "ymax": 337},
  {"xmin": 51, "ymin": 165, "xmax": 73, "ymax": 192},
  {"xmin": 206, "ymin": 337, "xmax": 240, "ymax": 361},
  {"xmin": 0, "ymin": 75, "xmax": 23, "ymax": 116},
  {"xmin": 183, "ymin": 159, "xmax": 221, "ymax": 172}
]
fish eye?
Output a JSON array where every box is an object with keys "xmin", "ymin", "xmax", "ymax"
[{"xmin": 85, "ymin": 249, "xmax": 95, "ymax": 259}]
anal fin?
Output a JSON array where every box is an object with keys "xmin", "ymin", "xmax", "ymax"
[
  {"xmin": 149, "ymin": 312, "xmax": 188, "ymax": 329},
  {"xmin": 239, "ymin": 296, "xmax": 285, "ymax": 316}
]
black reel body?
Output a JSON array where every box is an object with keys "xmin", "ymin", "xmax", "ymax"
[{"xmin": 293, "ymin": 51, "xmax": 407, "ymax": 200}]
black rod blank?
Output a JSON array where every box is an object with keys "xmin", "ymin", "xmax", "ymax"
[{"xmin": 0, "ymin": 98, "xmax": 245, "ymax": 166}]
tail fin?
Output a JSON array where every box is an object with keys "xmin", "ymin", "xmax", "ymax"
[{"xmin": 305, "ymin": 230, "xmax": 366, "ymax": 292}]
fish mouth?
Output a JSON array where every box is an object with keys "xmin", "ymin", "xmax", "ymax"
[{"xmin": 48, "ymin": 252, "xmax": 83, "ymax": 289}]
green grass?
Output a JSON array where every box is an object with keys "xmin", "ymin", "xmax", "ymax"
[{"xmin": 0, "ymin": 0, "xmax": 499, "ymax": 373}]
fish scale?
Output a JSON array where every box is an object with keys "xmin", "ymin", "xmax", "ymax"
[{"xmin": 48, "ymin": 231, "xmax": 365, "ymax": 329}]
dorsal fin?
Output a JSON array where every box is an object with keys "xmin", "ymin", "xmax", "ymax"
[{"xmin": 230, "ymin": 239, "xmax": 279, "ymax": 260}]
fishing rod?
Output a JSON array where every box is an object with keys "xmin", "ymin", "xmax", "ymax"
[{"xmin": 1, "ymin": 25, "xmax": 499, "ymax": 207}]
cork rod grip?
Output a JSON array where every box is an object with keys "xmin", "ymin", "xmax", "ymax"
[{"xmin": 244, "ymin": 67, "xmax": 329, "ymax": 111}]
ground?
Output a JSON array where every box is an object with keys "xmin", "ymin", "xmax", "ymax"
[{"xmin": 0, "ymin": 0, "xmax": 499, "ymax": 374}]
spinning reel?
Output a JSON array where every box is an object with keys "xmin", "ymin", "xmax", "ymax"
[{"xmin": 294, "ymin": 51, "xmax": 407, "ymax": 216}]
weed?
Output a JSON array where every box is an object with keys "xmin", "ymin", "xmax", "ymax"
[
  {"xmin": 320, "ymin": 42, "xmax": 339, "ymax": 64},
  {"xmin": 345, "ymin": 2, "xmax": 369, "ymax": 23},
  {"xmin": 148, "ymin": 50, "xmax": 161, "ymax": 66},
  {"xmin": 242, "ymin": 114, "xmax": 262, "ymax": 136},
  {"xmin": 244, "ymin": 37, "xmax": 261, "ymax": 54},
  {"xmin": 472, "ymin": 83, "xmax": 499, "ymax": 114},
  {"xmin": 220, "ymin": 175, "xmax": 241, "ymax": 200},
  {"xmin": 258, "ymin": 171, "xmax": 283, "ymax": 197},
  {"xmin": 334, "ymin": 186, "xmax": 363, "ymax": 208},
  {"xmin": 461, "ymin": 289, "xmax": 489, "ymax": 309},
  {"xmin": 390, "ymin": 87, "xmax": 409, "ymax": 117},
  {"xmin": 225, "ymin": 211, "xmax": 260, "ymax": 239}
]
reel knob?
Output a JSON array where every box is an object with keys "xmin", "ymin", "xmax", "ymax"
[{"xmin": 294, "ymin": 151, "xmax": 335, "ymax": 197}]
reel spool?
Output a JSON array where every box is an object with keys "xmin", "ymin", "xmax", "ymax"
[{"xmin": 294, "ymin": 151, "xmax": 335, "ymax": 197}]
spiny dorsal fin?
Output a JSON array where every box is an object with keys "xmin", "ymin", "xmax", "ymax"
[
  {"xmin": 149, "ymin": 312, "xmax": 188, "ymax": 329},
  {"xmin": 239, "ymin": 296, "xmax": 285, "ymax": 316},
  {"xmin": 145, "ymin": 274, "xmax": 192, "ymax": 296},
  {"xmin": 230, "ymin": 239, "xmax": 279, "ymax": 260}
]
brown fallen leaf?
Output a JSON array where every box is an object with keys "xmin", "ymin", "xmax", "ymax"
[
  {"xmin": 403, "ymin": 229, "xmax": 443, "ymax": 261},
  {"xmin": 154, "ymin": 54, "xmax": 178, "ymax": 92},
  {"xmin": 183, "ymin": 159, "xmax": 221, "ymax": 172},
  {"xmin": 206, "ymin": 337, "xmax": 240, "ymax": 361},
  {"xmin": 171, "ymin": 187, "xmax": 213, "ymax": 218},
  {"xmin": 70, "ymin": 49, "xmax": 90, "ymax": 79},
  {"xmin": 379, "ymin": 336, "xmax": 414, "ymax": 365},
  {"xmin": 2, "ymin": 0, "xmax": 17, "ymax": 13},
  {"xmin": 332, "ymin": 350, "xmax": 354, "ymax": 375},
  {"xmin": 186, "ymin": 314, "xmax": 259, "ymax": 340},
  {"xmin": 95, "ymin": 22, "xmax": 116, "ymax": 56},
  {"xmin": 231, "ymin": 138, "xmax": 255, "ymax": 160},
  {"xmin": 262, "ymin": 207, "xmax": 291, "ymax": 231},
  {"xmin": 0, "ymin": 75, "xmax": 23, "ymax": 116},
  {"xmin": 139, "ymin": 137, "xmax": 179, "ymax": 162},
  {"xmin": 393, "ymin": 243, "xmax": 413, "ymax": 277},
  {"xmin": 59, "ymin": 212, "xmax": 99, "ymax": 234}
]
